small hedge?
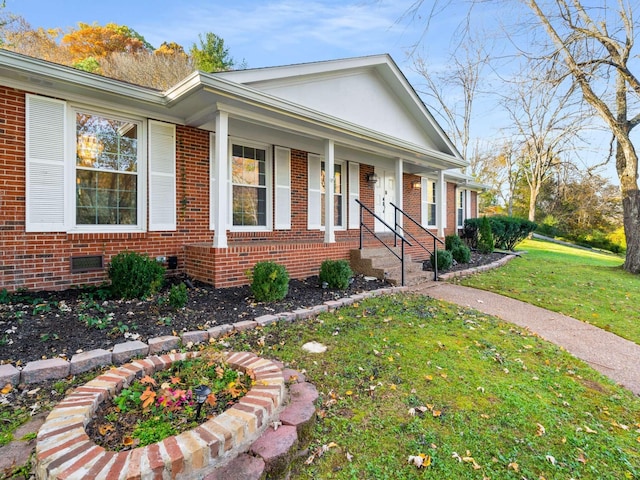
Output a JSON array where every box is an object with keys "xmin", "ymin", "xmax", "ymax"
[
  {"xmin": 108, "ymin": 251, "xmax": 165, "ymax": 300},
  {"xmin": 251, "ymin": 261, "xmax": 289, "ymax": 302},
  {"xmin": 445, "ymin": 234, "xmax": 465, "ymax": 251},
  {"xmin": 430, "ymin": 249, "xmax": 453, "ymax": 271},
  {"xmin": 168, "ymin": 283, "xmax": 188, "ymax": 309},
  {"xmin": 451, "ymin": 244, "xmax": 471, "ymax": 263},
  {"xmin": 477, "ymin": 216, "xmax": 495, "ymax": 254},
  {"xmin": 464, "ymin": 216, "xmax": 537, "ymax": 251},
  {"xmin": 319, "ymin": 259, "xmax": 353, "ymax": 290}
]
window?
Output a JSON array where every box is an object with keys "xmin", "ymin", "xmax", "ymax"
[
  {"xmin": 321, "ymin": 161, "xmax": 345, "ymax": 227},
  {"xmin": 75, "ymin": 112, "xmax": 141, "ymax": 226},
  {"xmin": 231, "ymin": 143, "xmax": 268, "ymax": 227},
  {"xmin": 457, "ymin": 189, "xmax": 466, "ymax": 228},
  {"xmin": 426, "ymin": 180, "xmax": 436, "ymax": 227}
]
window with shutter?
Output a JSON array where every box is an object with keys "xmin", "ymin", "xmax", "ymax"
[
  {"xmin": 148, "ymin": 121, "xmax": 176, "ymax": 231},
  {"xmin": 274, "ymin": 146, "xmax": 291, "ymax": 230},
  {"xmin": 25, "ymin": 94, "xmax": 67, "ymax": 232},
  {"xmin": 421, "ymin": 179, "xmax": 437, "ymax": 227}
]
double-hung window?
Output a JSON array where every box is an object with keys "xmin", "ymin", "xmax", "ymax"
[
  {"xmin": 231, "ymin": 143, "xmax": 269, "ymax": 228},
  {"xmin": 320, "ymin": 161, "xmax": 345, "ymax": 228},
  {"xmin": 75, "ymin": 112, "xmax": 140, "ymax": 226},
  {"xmin": 425, "ymin": 179, "xmax": 436, "ymax": 227},
  {"xmin": 456, "ymin": 188, "xmax": 466, "ymax": 228}
]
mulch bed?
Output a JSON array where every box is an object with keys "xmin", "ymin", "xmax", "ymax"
[
  {"xmin": 0, "ymin": 275, "xmax": 388, "ymax": 366},
  {"xmin": 0, "ymin": 251, "xmax": 507, "ymax": 367}
]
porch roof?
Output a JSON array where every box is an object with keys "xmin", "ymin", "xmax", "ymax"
[{"xmin": 0, "ymin": 49, "xmax": 466, "ymax": 171}]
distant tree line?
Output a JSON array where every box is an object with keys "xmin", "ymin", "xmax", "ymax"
[{"xmin": 0, "ymin": 9, "xmax": 240, "ymax": 89}]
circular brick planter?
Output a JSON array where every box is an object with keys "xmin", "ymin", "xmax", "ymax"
[{"xmin": 35, "ymin": 351, "xmax": 294, "ymax": 480}]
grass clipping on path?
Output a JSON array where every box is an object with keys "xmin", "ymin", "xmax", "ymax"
[
  {"xmin": 225, "ymin": 293, "xmax": 640, "ymax": 480},
  {"xmin": 460, "ymin": 238, "xmax": 640, "ymax": 346}
]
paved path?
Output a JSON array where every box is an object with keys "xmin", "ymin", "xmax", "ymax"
[{"xmin": 412, "ymin": 282, "xmax": 640, "ymax": 396}]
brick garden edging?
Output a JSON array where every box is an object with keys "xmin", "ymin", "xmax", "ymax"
[{"xmin": 35, "ymin": 351, "xmax": 312, "ymax": 479}]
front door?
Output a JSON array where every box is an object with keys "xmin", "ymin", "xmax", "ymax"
[{"xmin": 374, "ymin": 169, "xmax": 396, "ymax": 232}]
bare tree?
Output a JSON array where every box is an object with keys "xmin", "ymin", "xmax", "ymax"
[
  {"xmin": 413, "ymin": 34, "xmax": 490, "ymax": 169},
  {"xmin": 523, "ymin": 0, "xmax": 640, "ymax": 272},
  {"xmin": 502, "ymin": 69, "xmax": 583, "ymax": 221}
]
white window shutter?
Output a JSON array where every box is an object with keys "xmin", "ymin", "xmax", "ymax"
[
  {"xmin": 148, "ymin": 120, "xmax": 176, "ymax": 231},
  {"xmin": 25, "ymin": 94, "xmax": 67, "ymax": 232},
  {"xmin": 274, "ymin": 146, "xmax": 291, "ymax": 230},
  {"xmin": 348, "ymin": 162, "xmax": 360, "ymax": 229},
  {"xmin": 307, "ymin": 153, "xmax": 322, "ymax": 229},
  {"xmin": 421, "ymin": 178, "xmax": 428, "ymax": 226}
]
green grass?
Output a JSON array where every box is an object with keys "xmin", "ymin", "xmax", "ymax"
[
  {"xmin": 459, "ymin": 238, "xmax": 640, "ymax": 345},
  {"xmin": 223, "ymin": 295, "xmax": 640, "ymax": 480}
]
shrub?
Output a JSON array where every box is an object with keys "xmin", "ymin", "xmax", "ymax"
[
  {"xmin": 430, "ymin": 249, "xmax": 453, "ymax": 271},
  {"xmin": 251, "ymin": 261, "xmax": 289, "ymax": 302},
  {"xmin": 319, "ymin": 259, "xmax": 353, "ymax": 290},
  {"xmin": 168, "ymin": 283, "xmax": 188, "ymax": 309},
  {"xmin": 108, "ymin": 251, "xmax": 165, "ymax": 300},
  {"xmin": 464, "ymin": 216, "xmax": 536, "ymax": 252},
  {"xmin": 477, "ymin": 216, "xmax": 495, "ymax": 254},
  {"xmin": 451, "ymin": 244, "xmax": 471, "ymax": 263},
  {"xmin": 445, "ymin": 234, "xmax": 465, "ymax": 251}
]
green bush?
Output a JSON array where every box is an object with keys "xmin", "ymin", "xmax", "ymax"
[
  {"xmin": 477, "ymin": 216, "xmax": 495, "ymax": 254},
  {"xmin": 319, "ymin": 259, "xmax": 353, "ymax": 290},
  {"xmin": 251, "ymin": 261, "xmax": 289, "ymax": 302},
  {"xmin": 430, "ymin": 249, "xmax": 453, "ymax": 271},
  {"xmin": 445, "ymin": 234, "xmax": 465, "ymax": 251},
  {"xmin": 168, "ymin": 283, "xmax": 188, "ymax": 308},
  {"xmin": 108, "ymin": 251, "xmax": 165, "ymax": 300},
  {"xmin": 451, "ymin": 244, "xmax": 471, "ymax": 263},
  {"xmin": 464, "ymin": 216, "xmax": 536, "ymax": 252}
]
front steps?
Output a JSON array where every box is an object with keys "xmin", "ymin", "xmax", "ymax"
[{"xmin": 350, "ymin": 247, "xmax": 436, "ymax": 287}]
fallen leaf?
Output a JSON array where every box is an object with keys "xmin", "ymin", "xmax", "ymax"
[
  {"xmin": 432, "ymin": 410, "xmax": 442, "ymax": 417},
  {"xmin": 346, "ymin": 452, "xmax": 353, "ymax": 462},
  {"xmin": 140, "ymin": 387, "xmax": 156, "ymax": 409},
  {"xmin": 1, "ymin": 384, "xmax": 12, "ymax": 395},
  {"xmin": 425, "ymin": 375, "xmax": 433, "ymax": 382},
  {"xmin": 98, "ymin": 423, "xmax": 114, "ymax": 435},
  {"xmin": 546, "ymin": 455, "xmax": 556, "ymax": 465},
  {"xmin": 140, "ymin": 375, "xmax": 157, "ymax": 386},
  {"xmin": 536, "ymin": 423, "xmax": 546, "ymax": 436},
  {"xmin": 507, "ymin": 462, "xmax": 519, "ymax": 472},
  {"xmin": 584, "ymin": 425, "xmax": 597, "ymax": 434},
  {"xmin": 122, "ymin": 436, "xmax": 134, "ymax": 446},
  {"xmin": 576, "ymin": 451, "xmax": 587, "ymax": 464}
]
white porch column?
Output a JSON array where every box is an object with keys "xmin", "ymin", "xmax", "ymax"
[
  {"xmin": 213, "ymin": 110, "xmax": 229, "ymax": 248},
  {"xmin": 324, "ymin": 139, "xmax": 335, "ymax": 243},
  {"xmin": 395, "ymin": 158, "xmax": 403, "ymax": 229},
  {"xmin": 437, "ymin": 169, "xmax": 446, "ymax": 238},
  {"xmin": 465, "ymin": 187, "xmax": 472, "ymax": 221}
]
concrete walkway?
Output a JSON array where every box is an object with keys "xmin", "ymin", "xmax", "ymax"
[{"xmin": 412, "ymin": 282, "xmax": 640, "ymax": 396}]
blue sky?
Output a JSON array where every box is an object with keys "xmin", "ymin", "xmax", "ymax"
[{"xmin": 5, "ymin": 0, "xmax": 621, "ymax": 183}]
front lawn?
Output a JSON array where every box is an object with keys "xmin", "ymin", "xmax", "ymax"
[
  {"xmin": 224, "ymin": 294, "xmax": 640, "ymax": 479},
  {"xmin": 459, "ymin": 239, "xmax": 640, "ymax": 345}
]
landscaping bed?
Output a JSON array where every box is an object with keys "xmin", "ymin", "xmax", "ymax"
[{"xmin": 0, "ymin": 275, "xmax": 388, "ymax": 366}]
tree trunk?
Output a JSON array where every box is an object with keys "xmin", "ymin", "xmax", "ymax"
[{"xmin": 622, "ymin": 189, "xmax": 640, "ymax": 273}]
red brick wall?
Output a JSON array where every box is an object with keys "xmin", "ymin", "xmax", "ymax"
[
  {"xmin": 445, "ymin": 182, "xmax": 458, "ymax": 237},
  {"xmin": 0, "ymin": 88, "xmax": 383, "ymax": 291}
]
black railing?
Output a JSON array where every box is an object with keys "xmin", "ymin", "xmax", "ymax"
[
  {"xmin": 389, "ymin": 202, "xmax": 445, "ymax": 281},
  {"xmin": 356, "ymin": 199, "xmax": 412, "ymax": 286}
]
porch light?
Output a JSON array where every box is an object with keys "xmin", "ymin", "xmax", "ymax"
[
  {"xmin": 366, "ymin": 173, "xmax": 379, "ymax": 185},
  {"xmin": 412, "ymin": 180, "xmax": 422, "ymax": 189},
  {"xmin": 193, "ymin": 384, "xmax": 212, "ymax": 420}
]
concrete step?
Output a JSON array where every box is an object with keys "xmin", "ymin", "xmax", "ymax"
[{"xmin": 387, "ymin": 270, "xmax": 437, "ymax": 287}]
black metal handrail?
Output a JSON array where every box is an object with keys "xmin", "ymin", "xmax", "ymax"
[
  {"xmin": 355, "ymin": 199, "xmax": 412, "ymax": 286},
  {"xmin": 389, "ymin": 202, "xmax": 445, "ymax": 281}
]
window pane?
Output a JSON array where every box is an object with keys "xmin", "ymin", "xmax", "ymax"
[
  {"xmin": 76, "ymin": 114, "xmax": 137, "ymax": 172},
  {"xmin": 76, "ymin": 171, "xmax": 137, "ymax": 225},
  {"xmin": 335, "ymin": 194, "xmax": 343, "ymax": 225},
  {"xmin": 428, "ymin": 204, "xmax": 436, "ymax": 226},
  {"xmin": 233, "ymin": 185, "xmax": 266, "ymax": 226}
]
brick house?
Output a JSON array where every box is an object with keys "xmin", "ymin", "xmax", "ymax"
[{"xmin": 0, "ymin": 50, "xmax": 483, "ymax": 292}]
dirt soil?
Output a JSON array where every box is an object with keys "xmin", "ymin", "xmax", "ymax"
[
  {"xmin": 0, "ymin": 275, "xmax": 389, "ymax": 366},
  {"xmin": 0, "ymin": 251, "xmax": 506, "ymax": 367}
]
